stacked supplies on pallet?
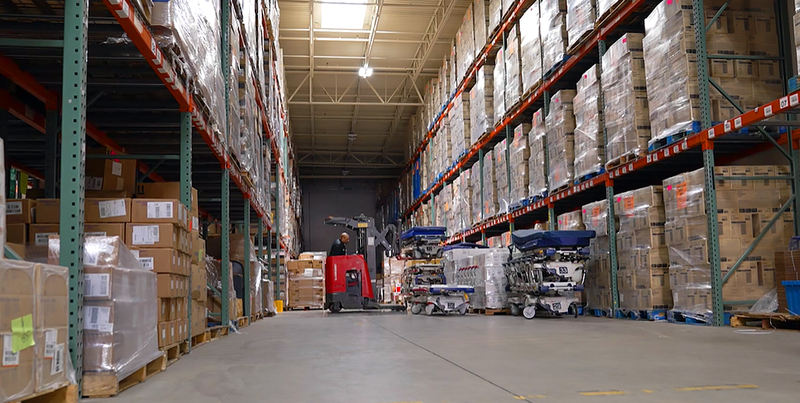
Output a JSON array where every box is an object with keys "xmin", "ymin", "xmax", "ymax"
[
  {"xmin": 493, "ymin": 48, "xmax": 506, "ymax": 126},
  {"xmin": 566, "ymin": 0, "xmax": 596, "ymax": 51},
  {"xmin": 614, "ymin": 186, "xmax": 671, "ymax": 312},
  {"xmin": 510, "ymin": 123, "xmax": 532, "ymax": 204},
  {"xmin": 231, "ymin": 233, "xmax": 263, "ymax": 316},
  {"xmin": 439, "ymin": 56, "xmax": 450, "ymax": 111},
  {"xmin": 450, "ymin": 93, "xmax": 471, "ymax": 161},
  {"xmin": 488, "ymin": 0, "xmax": 503, "ymax": 35},
  {"xmin": 433, "ymin": 126, "xmax": 451, "ymax": 177},
  {"xmin": 470, "ymin": 65, "xmax": 495, "ymax": 146},
  {"xmin": 644, "ymin": 0, "xmax": 784, "ymax": 149},
  {"xmin": 437, "ymin": 184, "xmax": 453, "ymax": 233},
  {"xmin": 663, "ymin": 166, "xmax": 792, "ymax": 320},
  {"xmin": 582, "ymin": 199, "xmax": 613, "ymax": 311},
  {"xmin": 456, "ymin": 169, "xmax": 473, "ymax": 231},
  {"xmin": 457, "ymin": 4, "xmax": 476, "ymax": 84},
  {"xmin": 494, "ymin": 139, "xmax": 509, "ymax": 214},
  {"xmin": 546, "ymin": 90, "xmax": 577, "ymax": 192},
  {"xmin": 205, "ymin": 257, "xmax": 238, "ymax": 322},
  {"xmin": 601, "ymin": 33, "xmax": 650, "ymax": 168},
  {"xmin": 455, "ymin": 248, "xmax": 509, "ymax": 309},
  {"xmin": 541, "ymin": 0, "xmax": 568, "ymax": 73},
  {"xmin": 519, "ymin": 2, "xmax": 543, "ymax": 95},
  {"xmin": 474, "ymin": 0, "xmax": 490, "ymax": 54},
  {"xmin": 505, "ymin": 24, "xmax": 523, "ymax": 110},
  {"xmin": 451, "ymin": 40, "xmax": 459, "ymax": 98},
  {"xmin": 597, "ymin": 0, "xmax": 624, "ymax": 21},
  {"xmin": 287, "ymin": 259, "xmax": 324, "ymax": 309},
  {"xmin": 483, "ymin": 149, "xmax": 498, "ymax": 219},
  {"xmin": 528, "ymin": 109, "xmax": 548, "ymax": 199},
  {"xmin": 557, "ymin": 210, "xmax": 585, "ymax": 231},
  {"xmin": 573, "ymin": 65, "xmax": 605, "ymax": 180},
  {"xmin": 229, "ymin": 22, "xmax": 242, "ymax": 163},
  {"xmin": 470, "ymin": 164, "xmax": 483, "ymax": 225}
]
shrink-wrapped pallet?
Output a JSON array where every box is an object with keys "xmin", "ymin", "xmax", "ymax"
[
  {"xmin": 470, "ymin": 65, "xmax": 495, "ymax": 146},
  {"xmin": 510, "ymin": 123, "xmax": 532, "ymax": 204},
  {"xmin": 505, "ymin": 24, "xmax": 523, "ymax": 109},
  {"xmin": 541, "ymin": 0, "xmax": 568, "ymax": 72},
  {"xmin": 528, "ymin": 109, "xmax": 548, "ymax": 198},
  {"xmin": 546, "ymin": 90, "xmax": 576, "ymax": 192},
  {"xmin": 457, "ymin": 4, "xmax": 476, "ymax": 82},
  {"xmin": 566, "ymin": 0, "xmax": 596, "ymax": 50},
  {"xmin": 449, "ymin": 93, "xmax": 471, "ymax": 161},
  {"xmin": 573, "ymin": 64, "xmax": 605, "ymax": 179},
  {"xmin": 494, "ymin": 139, "xmax": 509, "ymax": 214},
  {"xmin": 519, "ymin": 2, "xmax": 543, "ymax": 94},
  {"xmin": 493, "ymin": 49, "xmax": 506, "ymax": 126}
]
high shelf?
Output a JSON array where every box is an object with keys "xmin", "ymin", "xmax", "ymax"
[
  {"xmin": 380, "ymin": 0, "xmax": 800, "ymax": 327},
  {"xmin": 0, "ymin": 0, "xmax": 299, "ymax": 390}
]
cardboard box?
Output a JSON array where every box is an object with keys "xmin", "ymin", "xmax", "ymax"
[
  {"xmin": 126, "ymin": 223, "xmax": 180, "ymax": 249},
  {"xmin": 6, "ymin": 199, "xmax": 36, "ymax": 224},
  {"xmin": 85, "ymin": 151, "xmax": 137, "ymax": 196},
  {"xmin": 84, "ymin": 223, "xmax": 126, "ymax": 240},
  {"xmin": 136, "ymin": 182, "xmax": 199, "ymax": 217},
  {"xmin": 192, "ymin": 234, "xmax": 205, "ymax": 264},
  {"xmin": 0, "ymin": 260, "xmax": 36, "ymax": 400},
  {"xmin": 191, "ymin": 264, "xmax": 207, "ymax": 301},
  {"xmin": 158, "ymin": 322, "xmax": 169, "ymax": 348},
  {"xmin": 137, "ymin": 248, "xmax": 182, "ymax": 274},
  {"xmin": 157, "ymin": 274, "xmax": 177, "ymax": 298},
  {"xmin": 191, "ymin": 302, "xmax": 205, "ymax": 337},
  {"xmin": 28, "ymin": 224, "xmax": 60, "ymax": 247},
  {"xmin": 158, "ymin": 298, "xmax": 172, "ymax": 322},
  {"xmin": 35, "ymin": 199, "xmax": 60, "ymax": 223},
  {"xmin": 131, "ymin": 199, "xmax": 187, "ymax": 229},
  {"xmin": 36, "ymin": 263, "xmax": 69, "ymax": 389},
  {"xmin": 7, "ymin": 223, "xmax": 28, "ymax": 244},
  {"xmin": 86, "ymin": 198, "xmax": 133, "ymax": 223}
]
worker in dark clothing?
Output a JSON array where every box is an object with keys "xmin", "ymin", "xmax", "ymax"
[{"xmin": 330, "ymin": 232, "xmax": 350, "ymax": 256}]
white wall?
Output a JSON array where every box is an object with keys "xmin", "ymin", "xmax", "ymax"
[{"xmin": 301, "ymin": 179, "xmax": 378, "ymax": 253}]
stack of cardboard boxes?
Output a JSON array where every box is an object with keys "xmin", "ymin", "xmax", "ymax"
[
  {"xmin": 488, "ymin": 0, "xmax": 503, "ymax": 39},
  {"xmin": 456, "ymin": 169, "xmax": 474, "ymax": 231},
  {"xmin": 557, "ymin": 210, "xmax": 585, "ymax": 231},
  {"xmin": 541, "ymin": 0, "xmax": 568, "ymax": 72},
  {"xmin": 469, "ymin": 66, "xmax": 494, "ymax": 147},
  {"xmin": 573, "ymin": 64, "xmax": 605, "ymax": 179},
  {"xmin": 457, "ymin": 3, "xmax": 476, "ymax": 83},
  {"xmin": 546, "ymin": 90, "xmax": 577, "ymax": 192},
  {"xmin": 505, "ymin": 24, "xmax": 523, "ymax": 110},
  {"xmin": 494, "ymin": 139, "xmax": 509, "ymax": 214},
  {"xmin": 601, "ymin": 33, "xmax": 650, "ymax": 166},
  {"xmin": 519, "ymin": 2, "xmax": 543, "ymax": 95},
  {"xmin": 0, "ymin": 260, "xmax": 70, "ymax": 402},
  {"xmin": 615, "ymin": 186, "xmax": 672, "ymax": 311},
  {"xmin": 566, "ymin": 0, "xmax": 596, "ymax": 50},
  {"xmin": 474, "ymin": 0, "xmax": 491, "ymax": 53},
  {"xmin": 528, "ymin": 109, "xmax": 548, "ymax": 199},
  {"xmin": 482, "ymin": 146, "xmax": 498, "ymax": 218},
  {"xmin": 509, "ymin": 123, "xmax": 532, "ymax": 204},
  {"xmin": 663, "ymin": 166, "xmax": 792, "ymax": 317},
  {"xmin": 582, "ymin": 199, "xmax": 613, "ymax": 310},
  {"xmin": 493, "ymin": 48, "xmax": 507, "ymax": 126},
  {"xmin": 287, "ymin": 258, "xmax": 325, "ymax": 309},
  {"xmin": 449, "ymin": 93, "xmax": 471, "ymax": 162}
]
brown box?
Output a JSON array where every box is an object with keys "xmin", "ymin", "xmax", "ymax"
[
  {"xmin": 84, "ymin": 223, "xmax": 126, "ymax": 240},
  {"xmin": 131, "ymin": 199, "xmax": 187, "ymax": 229},
  {"xmin": 191, "ymin": 302, "xmax": 205, "ymax": 337},
  {"xmin": 126, "ymin": 223, "xmax": 180, "ymax": 249},
  {"xmin": 168, "ymin": 321, "xmax": 176, "ymax": 346},
  {"xmin": 136, "ymin": 182, "xmax": 199, "ymax": 217},
  {"xmin": 0, "ymin": 261, "xmax": 36, "ymax": 400},
  {"xmin": 637, "ymin": 288, "xmax": 672, "ymax": 309},
  {"xmin": 157, "ymin": 274, "xmax": 177, "ymax": 298},
  {"xmin": 137, "ymin": 248, "xmax": 181, "ymax": 274},
  {"xmin": 6, "ymin": 199, "xmax": 36, "ymax": 224},
  {"xmin": 28, "ymin": 224, "xmax": 60, "ymax": 247},
  {"xmin": 729, "ymin": 166, "xmax": 754, "ymax": 190},
  {"xmin": 190, "ymin": 264, "xmax": 207, "ymax": 301},
  {"xmin": 158, "ymin": 322, "xmax": 169, "ymax": 348},
  {"xmin": 85, "ymin": 151, "xmax": 137, "ymax": 196},
  {"xmin": 157, "ymin": 298, "xmax": 172, "ymax": 322},
  {"xmin": 85, "ymin": 198, "xmax": 133, "ymax": 223},
  {"xmin": 35, "ymin": 199, "xmax": 60, "ymax": 223},
  {"xmin": 35, "ymin": 263, "xmax": 70, "ymax": 389},
  {"xmin": 759, "ymin": 260, "xmax": 776, "ymax": 287},
  {"xmin": 192, "ymin": 234, "xmax": 205, "ymax": 264},
  {"xmin": 7, "ymin": 223, "xmax": 28, "ymax": 244}
]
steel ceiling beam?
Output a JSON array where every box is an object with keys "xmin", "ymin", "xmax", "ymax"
[
  {"xmin": 290, "ymin": 100, "xmax": 423, "ymax": 106},
  {"xmin": 281, "ymin": 36, "xmax": 450, "ymax": 44},
  {"xmin": 285, "ymin": 66, "xmax": 438, "ymax": 75}
]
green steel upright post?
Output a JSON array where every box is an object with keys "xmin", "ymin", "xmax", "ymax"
[
  {"xmin": 775, "ymin": 0, "xmax": 800, "ymax": 235},
  {"xmin": 180, "ymin": 111, "xmax": 192, "ymax": 349},
  {"xmin": 45, "ymin": 109, "xmax": 59, "ymax": 198},
  {"xmin": 479, "ymin": 148, "xmax": 485, "ymax": 223},
  {"xmin": 694, "ymin": 0, "xmax": 724, "ymax": 326},
  {"xmin": 505, "ymin": 126, "xmax": 512, "ymax": 211},
  {"xmin": 598, "ymin": 38, "xmax": 618, "ymax": 313},
  {"xmin": 220, "ymin": 0, "xmax": 231, "ymax": 326},
  {"xmin": 60, "ymin": 0, "xmax": 88, "ymax": 388},
  {"xmin": 243, "ymin": 200, "xmax": 251, "ymax": 318},
  {"xmin": 276, "ymin": 158, "xmax": 282, "ymax": 300},
  {"xmin": 542, "ymin": 90, "xmax": 556, "ymax": 229},
  {"xmin": 430, "ymin": 150, "xmax": 435, "ymax": 224}
]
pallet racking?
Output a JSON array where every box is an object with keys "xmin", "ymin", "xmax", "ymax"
[{"xmin": 381, "ymin": 0, "xmax": 800, "ymax": 327}]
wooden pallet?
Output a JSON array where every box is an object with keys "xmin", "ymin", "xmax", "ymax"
[
  {"xmin": 209, "ymin": 325, "xmax": 229, "ymax": 340},
  {"xmin": 595, "ymin": 0, "xmax": 628, "ymax": 29},
  {"xmin": 567, "ymin": 29, "xmax": 595, "ymax": 55},
  {"xmin": 731, "ymin": 313, "xmax": 800, "ymax": 331},
  {"xmin": 235, "ymin": 316, "xmax": 250, "ymax": 328},
  {"xmin": 605, "ymin": 150, "xmax": 645, "ymax": 170},
  {"xmin": 470, "ymin": 308, "xmax": 511, "ymax": 316},
  {"xmin": 82, "ymin": 352, "xmax": 167, "ymax": 398},
  {"xmin": 160, "ymin": 341, "xmax": 189, "ymax": 367},
  {"xmin": 522, "ymin": 80, "xmax": 542, "ymax": 101},
  {"xmin": 11, "ymin": 382, "xmax": 78, "ymax": 403},
  {"xmin": 191, "ymin": 330, "xmax": 212, "ymax": 348}
]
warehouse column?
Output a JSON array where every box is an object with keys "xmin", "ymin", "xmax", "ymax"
[
  {"xmin": 598, "ymin": 38, "xmax": 618, "ymax": 315},
  {"xmin": 275, "ymin": 158, "xmax": 282, "ymax": 300},
  {"xmin": 45, "ymin": 109, "xmax": 59, "ymax": 198},
  {"xmin": 775, "ymin": 2, "xmax": 800, "ymax": 236},
  {"xmin": 220, "ymin": 0, "xmax": 232, "ymax": 326},
  {"xmin": 243, "ymin": 200, "xmax": 251, "ymax": 318},
  {"xmin": 180, "ymin": 111, "xmax": 193, "ymax": 350},
  {"xmin": 257, "ymin": 220, "xmax": 264, "ymax": 313},
  {"xmin": 60, "ymin": 0, "xmax": 88, "ymax": 389}
]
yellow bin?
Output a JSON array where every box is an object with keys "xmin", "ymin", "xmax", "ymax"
[{"xmin": 274, "ymin": 300, "xmax": 283, "ymax": 313}]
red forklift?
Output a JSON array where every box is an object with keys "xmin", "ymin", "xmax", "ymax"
[{"xmin": 323, "ymin": 215, "xmax": 406, "ymax": 312}]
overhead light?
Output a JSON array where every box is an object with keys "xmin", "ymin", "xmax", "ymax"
[
  {"xmin": 342, "ymin": 169, "xmax": 350, "ymax": 176},
  {"xmin": 321, "ymin": 0, "xmax": 368, "ymax": 29},
  {"xmin": 348, "ymin": 133, "xmax": 357, "ymax": 142},
  {"xmin": 358, "ymin": 65, "xmax": 373, "ymax": 78}
]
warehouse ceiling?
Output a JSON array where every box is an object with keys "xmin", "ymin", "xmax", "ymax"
[{"xmin": 278, "ymin": 0, "xmax": 471, "ymax": 179}]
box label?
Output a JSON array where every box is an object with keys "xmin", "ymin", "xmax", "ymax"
[
  {"xmin": 132, "ymin": 225, "xmax": 160, "ymax": 245},
  {"xmin": 6, "ymin": 201, "xmax": 21, "ymax": 215},
  {"xmin": 85, "ymin": 273, "xmax": 110, "ymax": 297},
  {"xmin": 2, "ymin": 334, "xmax": 19, "ymax": 367},
  {"xmin": 44, "ymin": 329, "xmax": 57, "ymax": 359},
  {"xmin": 50, "ymin": 344, "xmax": 64, "ymax": 375},
  {"xmin": 84, "ymin": 306, "xmax": 112, "ymax": 331},
  {"xmin": 98, "ymin": 199, "xmax": 127, "ymax": 218},
  {"xmin": 111, "ymin": 161, "xmax": 123, "ymax": 176},
  {"xmin": 86, "ymin": 177, "xmax": 103, "ymax": 191},
  {"xmin": 85, "ymin": 232, "xmax": 107, "ymax": 237},
  {"xmin": 35, "ymin": 232, "xmax": 57, "ymax": 246},
  {"xmin": 147, "ymin": 201, "xmax": 174, "ymax": 219},
  {"xmin": 139, "ymin": 257, "xmax": 155, "ymax": 270}
]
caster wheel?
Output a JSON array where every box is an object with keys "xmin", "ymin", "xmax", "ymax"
[
  {"xmin": 510, "ymin": 304, "xmax": 521, "ymax": 317},
  {"xmin": 523, "ymin": 305, "xmax": 537, "ymax": 320},
  {"xmin": 329, "ymin": 302, "xmax": 342, "ymax": 313},
  {"xmin": 459, "ymin": 305, "xmax": 468, "ymax": 316},
  {"xmin": 411, "ymin": 303, "xmax": 422, "ymax": 315},
  {"xmin": 425, "ymin": 304, "xmax": 435, "ymax": 316}
]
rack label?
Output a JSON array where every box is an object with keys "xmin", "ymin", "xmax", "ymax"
[
  {"xmin": 85, "ymin": 273, "xmax": 110, "ymax": 297},
  {"xmin": 98, "ymin": 199, "xmax": 127, "ymax": 218},
  {"xmin": 111, "ymin": 161, "xmax": 123, "ymax": 176},
  {"xmin": 86, "ymin": 177, "xmax": 103, "ymax": 191},
  {"xmin": 147, "ymin": 201, "xmax": 174, "ymax": 219}
]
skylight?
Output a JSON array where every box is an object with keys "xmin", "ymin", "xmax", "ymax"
[{"xmin": 320, "ymin": 0, "xmax": 368, "ymax": 29}]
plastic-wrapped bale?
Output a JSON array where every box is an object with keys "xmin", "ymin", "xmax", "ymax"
[
  {"xmin": 470, "ymin": 65, "xmax": 494, "ymax": 146},
  {"xmin": 482, "ymin": 147, "xmax": 498, "ymax": 218},
  {"xmin": 582, "ymin": 199, "xmax": 609, "ymax": 236},
  {"xmin": 493, "ymin": 48, "xmax": 506, "ymax": 126},
  {"xmin": 505, "ymin": 24, "xmax": 523, "ymax": 109},
  {"xmin": 557, "ymin": 210, "xmax": 585, "ymax": 231},
  {"xmin": 509, "ymin": 123, "xmax": 532, "ymax": 205},
  {"xmin": 494, "ymin": 139, "xmax": 509, "ymax": 214},
  {"xmin": 541, "ymin": 0, "xmax": 568, "ymax": 73},
  {"xmin": 663, "ymin": 167, "xmax": 792, "ymax": 320},
  {"xmin": 613, "ymin": 186, "xmax": 671, "ymax": 312},
  {"xmin": 597, "ymin": 0, "xmax": 624, "ymax": 21},
  {"xmin": 545, "ymin": 90, "xmax": 576, "ymax": 192},
  {"xmin": 474, "ymin": 0, "xmax": 490, "ymax": 53},
  {"xmin": 519, "ymin": 2, "xmax": 543, "ymax": 95},
  {"xmin": 476, "ymin": 248, "xmax": 510, "ymax": 309},
  {"xmin": 450, "ymin": 40, "xmax": 459, "ymax": 95},
  {"xmin": 450, "ymin": 92, "xmax": 471, "ymax": 161},
  {"xmin": 488, "ymin": 0, "xmax": 502, "ymax": 36},
  {"xmin": 601, "ymin": 33, "xmax": 650, "ymax": 167},
  {"xmin": 566, "ymin": 0, "xmax": 596, "ymax": 51},
  {"xmin": 573, "ymin": 64, "xmax": 605, "ymax": 179},
  {"xmin": 455, "ymin": 170, "xmax": 474, "ymax": 231},
  {"xmin": 457, "ymin": 4, "xmax": 476, "ymax": 83},
  {"xmin": 470, "ymin": 164, "xmax": 483, "ymax": 224},
  {"xmin": 528, "ymin": 109, "xmax": 548, "ymax": 199}
]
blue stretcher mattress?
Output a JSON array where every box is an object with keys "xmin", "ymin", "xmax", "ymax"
[
  {"xmin": 512, "ymin": 230, "xmax": 596, "ymax": 251},
  {"xmin": 430, "ymin": 285, "xmax": 475, "ymax": 294},
  {"xmin": 442, "ymin": 242, "xmax": 489, "ymax": 252},
  {"xmin": 401, "ymin": 226, "xmax": 447, "ymax": 240}
]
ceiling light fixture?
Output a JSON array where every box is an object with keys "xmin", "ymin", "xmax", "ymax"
[
  {"xmin": 320, "ymin": 0, "xmax": 368, "ymax": 29},
  {"xmin": 358, "ymin": 65, "xmax": 373, "ymax": 78}
]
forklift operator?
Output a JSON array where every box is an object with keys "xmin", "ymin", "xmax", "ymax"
[{"xmin": 329, "ymin": 232, "xmax": 350, "ymax": 256}]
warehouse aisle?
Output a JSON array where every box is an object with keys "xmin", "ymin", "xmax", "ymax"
[{"xmin": 96, "ymin": 312, "xmax": 800, "ymax": 403}]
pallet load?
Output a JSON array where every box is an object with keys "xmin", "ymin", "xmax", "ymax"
[
  {"xmin": 457, "ymin": 3, "xmax": 476, "ymax": 84},
  {"xmin": 0, "ymin": 260, "xmax": 73, "ymax": 402},
  {"xmin": 439, "ymin": 57, "xmax": 451, "ymax": 113},
  {"xmin": 505, "ymin": 24, "xmax": 523, "ymax": 110},
  {"xmin": 205, "ymin": 257, "xmax": 238, "ymax": 322},
  {"xmin": 470, "ymin": 65, "xmax": 494, "ymax": 146},
  {"xmin": 663, "ymin": 167, "xmax": 792, "ymax": 321},
  {"xmin": 573, "ymin": 64, "xmax": 605, "ymax": 181},
  {"xmin": 614, "ymin": 186, "xmax": 671, "ymax": 315},
  {"xmin": 494, "ymin": 139, "xmax": 509, "ymax": 214},
  {"xmin": 483, "ymin": 145, "xmax": 498, "ymax": 218},
  {"xmin": 546, "ymin": 90, "xmax": 577, "ymax": 192},
  {"xmin": 470, "ymin": 164, "xmax": 484, "ymax": 225},
  {"xmin": 582, "ymin": 199, "xmax": 612, "ymax": 313},
  {"xmin": 643, "ymin": 0, "xmax": 784, "ymax": 149},
  {"xmin": 454, "ymin": 248, "xmax": 509, "ymax": 309},
  {"xmin": 528, "ymin": 109, "xmax": 548, "ymax": 199},
  {"xmin": 450, "ymin": 93, "xmax": 471, "ymax": 161},
  {"xmin": 488, "ymin": 0, "xmax": 503, "ymax": 35},
  {"xmin": 493, "ymin": 48, "xmax": 506, "ymax": 126},
  {"xmin": 541, "ymin": 0, "xmax": 568, "ymax": 73},
  {"xmin": 452, "ymin": 169, "xmax": 473, "ymax": 232},
  {"xmin": 287, "ymin": 258, "xmax": 324, "ymax": 309},
  {"xmin": 509, "ymin": 123, "xmax": 532, "ymax": 205},
  {"xmin": 557, "ymin": 210, "xmax": 585, "ymax": 231},
  {"xmin": 566, "ymin": 0, "xmax": 596, "ymax": 52},
  {"xmin": 474, "ymin": 0, "xmax": 490, "ymax": 53},
  {"xmin": 520, "ymin": 2, "xmax": 543, "ymax": 95},
  {"xmin": 230, "ymin": 233, "xmax": 263, "ymax": 318},
  {"xmin": 597, "ymin": 0, "xmax": 624, "ymax": 22},
  {"xmin": 432, "ymin": 125, "xmax": 451, "ymax": 177},
  {"xmin": 601, "ymin": 33, "xmax": 650, "ymax": 168}
]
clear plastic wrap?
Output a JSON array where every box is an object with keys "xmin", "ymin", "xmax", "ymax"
[
  {"xmin": 494, "ymin": 139, "xmax": 509, "ymax": 214},
  {"xmin": 457, "ymin": 4, "xmax": 476, "ymax": 82},
  {"xmin": 528, "ymin": 109, "xmax": 548, "ymax": 198},
  {"xmin": 584, "ymin": 234, "xmax": 612, "ymax": 310},
  {"xmin": 597, "ymin": 0, "xmax": 622, "ymax": 19},
  {"xmin": 205, "ymin": 257, "xmax": 237, "ymax": 321},
  {"xmin": 474, "ymin": 0, "xmax": 490, "ymax": 52},
  {"xmin": 488, "ymin": 0, "xmax": 502, "ymax": 36},
  {"xmin": 455, "ymin": 248, "xmax": 509, "ymax": 309},
  {"xmin": 541, "ymin": 0, "xmax": 568, "ymax": 72},
  {"xmin": 509, "ymin": 123, "xmax": 532, "ymax": 204},
  {"xmin": 601, "ymin": 33, "xmax": 650, "ymax": 166},
  {"xmin": 573, "ymin": 64, "xmax": 605, "ymax": 178},
  {"xmin": 449, "ymin": 93, "xmax": 471, "ymax": 161},
  {"xmin": 557, "ymin": 210, "xmax": 585, "ymax": 231},
  {"xmin": 505, "ymin": 24, "xmax": 523, "ymax": 108},
  {"xmin": 519, "ymin": 2, "xmax": 543, "ymax": 94},
  {"xmin": 581, "ymin": 199, "xmax": 608, "ymax": 237},
  {"xmin": 482, "ymin": 147, "xmax": 498, "ymax": 218},
  {"xmin": 493, "ymin": 49, "xmax": 506, "ymax": 126},
  {"xmin": 470, "ymin": 65, "xmax": 494, "ymax": 146},
  {"xmin": 470, "ymin": 164, "xmax": 483, "ymax": 224},
  {"xmin": 566, "ymin": 0, "xmax": 596, "ymax": 50},
  {"xmin": 545, "ymin": 90, "xmax": 576, "ymax": 191}
]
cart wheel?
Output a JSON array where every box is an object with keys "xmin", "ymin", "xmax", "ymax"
[
  {"xmin": 329, "ymin": 302, "xmax": 342, "ymax": 313},
  {"xmin": 510, "ymin": 304, "xmax": 521, "ymax": 317},
  {"xmin": 458, "ymin": 305, "xmax": 468, "ymax": 316},
  {"xmin": 411, "ymin": 303, "xmax": 422, "ymax": 315},
  {"xmin": 425, "ymin": 304, "xmax": 435, "ymax": 316},
  {"xmin": 522, "ymin": 305, "xmax": 537, "ymax": 320}
]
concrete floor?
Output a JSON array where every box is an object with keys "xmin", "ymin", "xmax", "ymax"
[{"xmin": 98, "ymin": 311, "xmax": 800, "ymax": 403}]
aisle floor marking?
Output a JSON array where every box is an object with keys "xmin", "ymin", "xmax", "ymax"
[
  {"xmin": 675, "ymin": 385, "xmax": 759, "ymax": 392},
  {"xmin": 579, "ymin": 391, "xmax": 626, "ymax": 396}
]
